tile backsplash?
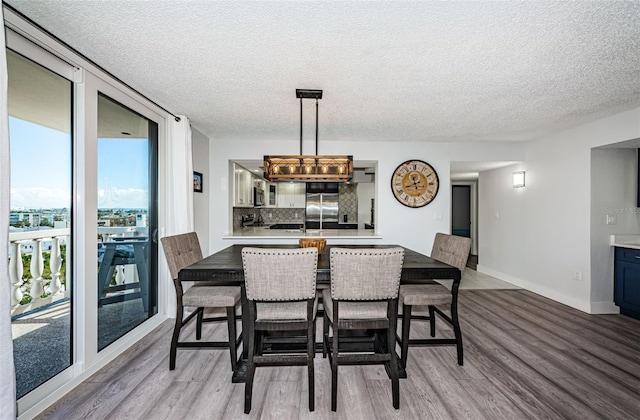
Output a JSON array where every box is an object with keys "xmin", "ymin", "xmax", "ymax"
[
  {"xmin": 338, "ymin": 183, "xmax": 358, "ymax": 223},
  {"xmin": 233, "ymin": 207, "xmax": 305, "ymax": 229}
]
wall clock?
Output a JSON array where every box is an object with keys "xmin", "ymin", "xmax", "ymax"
[{"xmin": 391, "ymin": 159, "xmax": 439, "ymax": 208}]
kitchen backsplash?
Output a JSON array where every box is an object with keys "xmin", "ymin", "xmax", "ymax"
[
  {"xmin": 338, "ymin": 183, "xmax": 358, "ymax": 223},
  {"xmin": 233, "ymin": 207, "xmax": 305, "ymax": 229},
  {"xmin": 233, "ymin": 185, "xmax": 357, "ymax": 229}
]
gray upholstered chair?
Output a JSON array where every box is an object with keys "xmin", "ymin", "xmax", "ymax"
[
  {"xmin": 397, "ymin": 233, "xmax": 471, "ymax": 367},
  {"xmin": 323, "ymin": 247, "xmax": 404, "ymax": 411},
  {"xmin": 241, "ymin": 247, "xmax": 319, "ymax": 414},
  {"xmin": 161, "ymin": 232, "xmax": 242, "ymax": 371}
]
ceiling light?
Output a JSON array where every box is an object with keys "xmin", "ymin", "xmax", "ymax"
[
  {"xmin": 513, "ymin": 171, "xmax": 525, "ymax": 188},
  {"xmin": 264, "ymin": 89, "xmax": 353, "ymax": 182}
]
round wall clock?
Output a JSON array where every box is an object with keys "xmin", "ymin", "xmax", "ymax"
[{"xmin": 390, "ymin": 159, "xmax": 439, "ymax": 208}]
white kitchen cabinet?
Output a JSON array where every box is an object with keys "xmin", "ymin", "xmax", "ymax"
[
  {"xmin": 277, "ymin": 182, "xmax": 306, "ymax": 208},
  {"xmin": 234, "ymin": 164, "xmax": 254, "ymax": 207}
]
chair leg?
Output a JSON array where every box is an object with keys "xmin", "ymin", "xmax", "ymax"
[
  {"xmin": 308, "ymin": 313, "xmax": 315, "ymax": 411},
  {"xmin": 244, "ymin": 318, "xmax": 256, "ymax": 414},
  {"xmin": 331, "ymin": 308, "xmax": 339, "ymax": 412},
  {"xmin": 388, "ymin": 317, "xmax": 400, "ymax": 409},
  {"xmin": 400, "ymin": 304, "xmax": 412, "ymax": 370},
  {"xmin": 169, "ymin": 306, "xmax": 184, "ymax": 371},
  {"xmin": 226, "ymin": 306, "xmax": 237, "ymax": 371},
  {"xmin": 322, "ymin": 310, "xmax": 329, "ymax": 358},
  {"xmin": 195, "ymin": 307, "xmax": 205, "ymax": 340},
  {"xmin": 451, "ymin": 303, "xmax": 464, "ymax": 366},
  {"xmin": 428, "ymin": 305, "xmax": 436, "ymax": 337}
]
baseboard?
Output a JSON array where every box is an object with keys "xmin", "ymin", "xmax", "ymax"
[
  {"xmin": 589, "ymin": 301, "xmax": 619, "ymax": 314},
  {"xmin": 476, "ymin": 265, "xmax": 592, "ymax": 313}
]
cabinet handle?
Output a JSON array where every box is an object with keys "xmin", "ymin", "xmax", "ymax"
[{"xmin": 635, "ymin": 256, "xmax": 640, "ymax": 259}]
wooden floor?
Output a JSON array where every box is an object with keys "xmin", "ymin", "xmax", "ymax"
[{"xmin": 36, "ymin": 289, "xmax": 640, "ymax": 419}]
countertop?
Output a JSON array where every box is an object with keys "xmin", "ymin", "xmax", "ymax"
[
  {"xmin": 226, "ymin": 226, "xmax": 382, "ymax": 239},
  {"xmin": 610, "ymin": 235, "xmax": 640, "ymax": 250}
]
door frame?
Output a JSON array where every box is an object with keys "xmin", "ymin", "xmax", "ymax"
[{"xmin": 451, "ymin": 181, "xmax": 478, "ymax": 255}]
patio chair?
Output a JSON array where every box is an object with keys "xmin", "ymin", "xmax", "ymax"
[
  {"xmin": 397, "ymin": 233, "xmax": 471, "ymax": 367},
  {"xmin": 323, "ymin": 247, "xmax": 404, "ymax": 411},
  {"xmin": 241, "ymin": 247, "xmax": 319, "ymax": 414},
  {"xmin": 161, "ymin": 232, "xmax": 242, "ymax": 371}
]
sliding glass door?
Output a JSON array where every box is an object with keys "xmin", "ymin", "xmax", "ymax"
[
  {"xmin": 96, "ymin": 93, "xmax": 158, "ymax": 351},
  {"xmin": 6, "ymin": 48, "xmax": 73, "ymax": 398}
]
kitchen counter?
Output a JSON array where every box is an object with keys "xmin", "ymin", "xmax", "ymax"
[
  {"xmin": 611, "ymin": 235, "xmax": 640, "ymax": 250},
  {"xmin": 226, "ymin": 226, "xmax": 382, "ymax": 239}
]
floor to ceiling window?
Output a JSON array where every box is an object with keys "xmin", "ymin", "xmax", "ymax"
[
  {"xmin": 96, "ymin": 93, "xmax": 158, "ymax": 351},
  {"xmin": 6, "ymin": 48, "xmax": 73, "ymax": 399}
]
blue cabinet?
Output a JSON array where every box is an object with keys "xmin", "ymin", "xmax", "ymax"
[{"xmin": 614, "ymin": 247, "xmax": 640, "ymax": 319}]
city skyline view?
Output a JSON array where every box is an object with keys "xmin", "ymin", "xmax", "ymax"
[{"xmin": 9, "ymin": 116, "xmax": 149, "ymax": 210}]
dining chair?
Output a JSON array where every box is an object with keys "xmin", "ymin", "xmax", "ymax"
[
  {"xmin": 241, "ymin": 247, "xmax": 319, "ymax": 414},
  {"xmin": 397, "ymin": 233, "xmax": 471, "ymax": 368},
  {"xmin": 323, "ymin": 247, "xmax": 405, "ymax": 411},
  {"xmin": 160, "ymin": 232, "xmax": 242, "ymax": 371}
]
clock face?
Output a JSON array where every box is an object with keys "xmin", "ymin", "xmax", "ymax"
[{"xmin": 391, "ymin": 160, "xmax": 439, "ymax": 208}]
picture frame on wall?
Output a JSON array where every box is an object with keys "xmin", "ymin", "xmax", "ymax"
[{"xmin": 193, "ymin": 171, "xmax": 203, "ymax": 193}]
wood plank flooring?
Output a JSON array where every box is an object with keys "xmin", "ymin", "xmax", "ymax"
[{"xmin": 36, "ymin": 289, "xmax": 640, "ymax": 419}]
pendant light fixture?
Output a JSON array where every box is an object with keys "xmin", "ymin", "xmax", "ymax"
[{"xmin": 263, "ymin": 89, "xmax": 353, "ymax": 182}]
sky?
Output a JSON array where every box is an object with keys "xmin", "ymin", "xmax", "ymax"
[{"xmin": 9, "ymin": 116, "xmax": 149, "ymax": 210}]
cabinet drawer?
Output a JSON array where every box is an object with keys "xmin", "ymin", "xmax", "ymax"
[{"xmin": 615, "ymin": 247, "xmax": 640, "ymax": 264}]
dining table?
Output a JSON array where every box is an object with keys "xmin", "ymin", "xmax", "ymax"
[{"xmin": 178, "ymin": 244, "xmax": 460, "ymax": 382}]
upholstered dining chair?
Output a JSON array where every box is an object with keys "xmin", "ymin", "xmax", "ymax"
[
  {"xmin": 323, "ymin": 247, "xmax": 405, "ymax": 411},
  {"xmin": 160, "ymin": 232, "xmax": 242, "ymax": 371},
  {"xmin": 397, "ymin": 233, "xmax": 471, "ymax": 368},
  {"xmin": 241, "ymin": 247, "xmax": 319, "ymax": 414}
]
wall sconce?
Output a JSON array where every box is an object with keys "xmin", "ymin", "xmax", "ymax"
[{"xmin": 513, "ymin": 171, "xmax": 525, "ymax": 188}]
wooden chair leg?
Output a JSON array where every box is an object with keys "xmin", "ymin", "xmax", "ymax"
[
  {"xmin": 195, "ymin": 307, "xmax": 204, "ymax": 340},
  {"xmin": 388, "ymin": 319, "xmax": 400, "ymax": 409},
  {"xmin": 226, "ymin": 306, "xmax": 237, "ymax": 370},
  {"xmin": 244, "ymin": 318, "xmax": 256, "ymax": 414},
  {"xmin": 331, "ymin": 306, "xmax": 339, "ymax": 412},
  {"xmin": 400, "ymin": 304, "xmax": 412, "ymax": 370},
  {"xmin": 308, "ymin": 314, "xmax": 315, "ymax": 411},
  {"xmin": 428, "ymin": 305, "xmax": 436, "ymax": 337},
  {"xmin": 169, "ymin": 305, "xmax": 183, "ymax": 370},
  {"xmin": 451, "ymin": 303, "xmax": 464, "ymax": 366},
  {"xmin": 322, "ymin": 310, "xmax": 329, "ymax": 358}
]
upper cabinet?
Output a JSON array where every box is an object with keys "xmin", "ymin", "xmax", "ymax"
[
  {"xmin": 277, "ymin": 183, "xmax": 306, "ymax": 208},
  {"xmin": 234, "ymin": 164, "xmax": 254, "ymax": 207}
]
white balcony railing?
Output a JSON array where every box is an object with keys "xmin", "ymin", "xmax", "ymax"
[{"xmin": 9, "ymin": 226, "xmax": 148, "ymax": 318}]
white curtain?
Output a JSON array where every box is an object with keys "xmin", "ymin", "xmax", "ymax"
[
  {"xmin": 166, "ymin": 115, "xmax": 194, "ymax": 235},
  {"xmin": 0, "ymin": 7, "xmax": 18, "ymax": 419},
  {"xmin": 164, "ymin": 115, "xmax": 194, "ymax": 316}
]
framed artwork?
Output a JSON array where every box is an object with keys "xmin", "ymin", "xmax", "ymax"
[{"xmin": 193, "ymin": 171, "xmax": 203, "ymax": 193}]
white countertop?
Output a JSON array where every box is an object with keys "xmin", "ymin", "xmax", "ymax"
[
  {"xmin": 610, "ymin": 234, "xmax": 640, "ymax": 250},
  {"xmin": 225, "ymin": 227, "xmax": 382, "ymax": 240}
]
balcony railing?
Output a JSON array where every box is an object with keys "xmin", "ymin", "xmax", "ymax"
[{"xmin": 9, "ymin": 226, "xmax": 148, "ymax": 318}]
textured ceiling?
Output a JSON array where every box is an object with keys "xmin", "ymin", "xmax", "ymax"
[{"xmin": 5, "ymin": 1, "xmax": 640, "ymax": 144}]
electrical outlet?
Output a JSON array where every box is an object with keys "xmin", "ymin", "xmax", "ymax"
[
  {"xmin": 606, "ymin": 214, "xmax": 617, "ymax": 225},
  {"xmin": 573, "ymin": 271, "xmax": 582, "ymax": 281}
]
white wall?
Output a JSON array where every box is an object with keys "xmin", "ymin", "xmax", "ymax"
[
  {"xmin": 192, "ymin": 127, "xmax": 210, "ymax": 254},
  {"xmin": 478, "ymin": 107, "xmax": 640, "ymax": 313},
  {"xmin": 205, "ymin": 137, "xmax": 524, "ymax": 257},
  {"xmin": 357, "ymin": 182, "xmax": 375, "ymax": 228}
]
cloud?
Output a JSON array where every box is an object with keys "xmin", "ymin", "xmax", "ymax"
[
  {"xmin": 98, "ymin": 188, "xmax": 148, "ymax": 208},
  {"xmin": 10, "ymin": 188, "xmax": 71, "ymax": 209}
]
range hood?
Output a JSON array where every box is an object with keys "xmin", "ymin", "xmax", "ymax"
[{"xmin": 263, "ymin": 89, "xmax": 353, "ymax": 182}]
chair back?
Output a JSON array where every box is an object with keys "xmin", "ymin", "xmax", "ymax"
[
  {"xmin": 329, "ymin": 247, "xmax": 404, "ymax": 300},
  {"xmin": 160, "ymin": 232, "xmax": 203, "ymax": 280},
  {"xmin": 430, "ymin": 233, "xmax": 472, "ymax": 273},
  {"xmin": 242, "ymin": 247, "xmax": 318, "ymax": 301}
]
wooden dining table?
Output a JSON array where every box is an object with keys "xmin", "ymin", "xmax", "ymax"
[{"xmin": 178, "ymin": 244, "xmax": 460, "ymax": 382}]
